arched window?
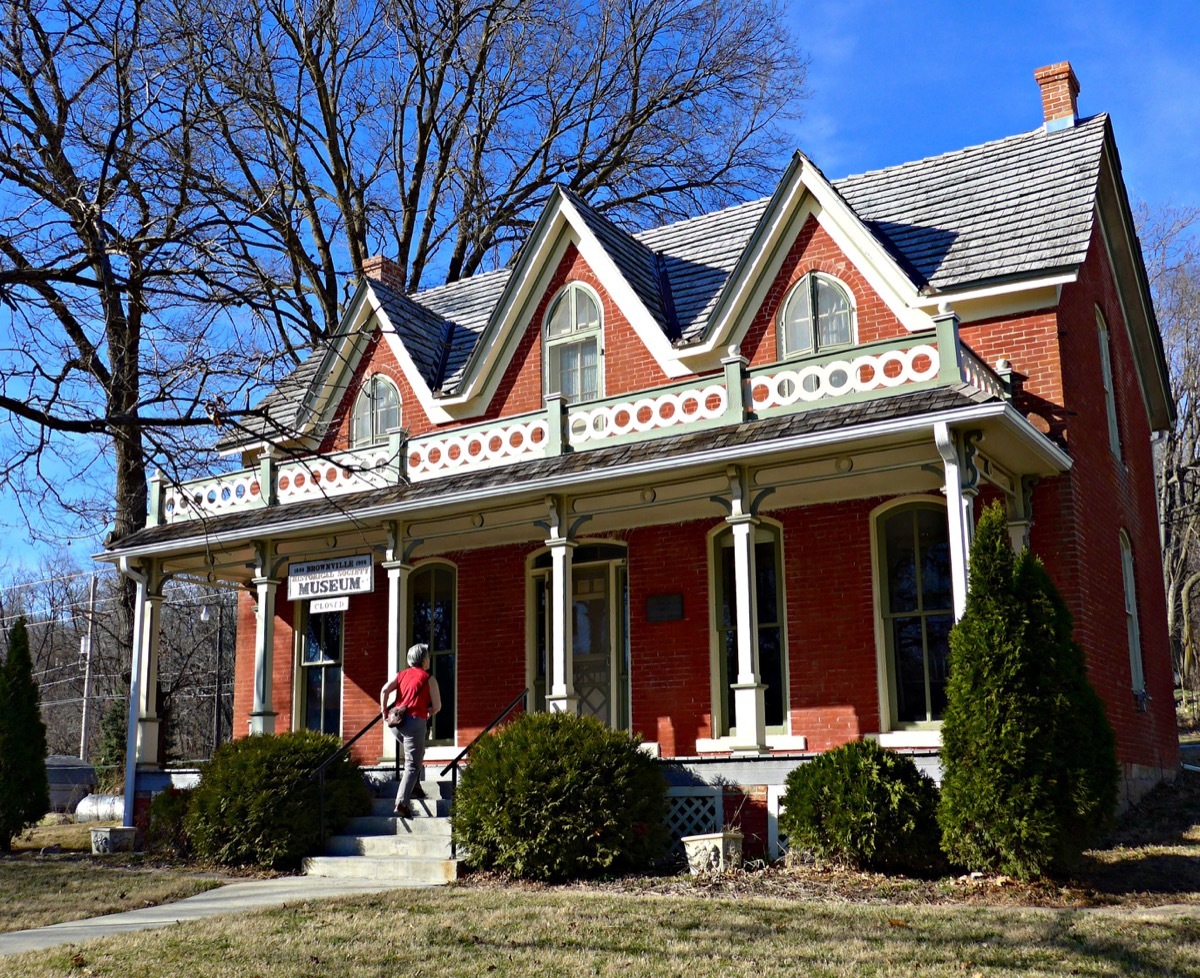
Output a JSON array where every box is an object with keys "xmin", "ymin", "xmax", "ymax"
[
  {"xmin": 1119, "ymin": 531, "xmax": 1145, "ymax": 696},
  {"xmin": 545, "ymin": 283, "xmax": 602, "ymax": 402},
  {"xmin": 778, "ymin": 272, "xmax": 855, "ymax": 360},
  {"xmin": 710, "ymin": 522, "xmax": 787, "ymax": 736},
  {"xmin": 351, "ymin": 375, "xmax": 401, "ymax": 448},
  {"xmin": 409, "ymin": 562, "xmax": 456, "ymax": 743},
  {"xmin": 876, "ymin": 501, "xmax": 952, "ymax": 727},
  {"xmin": 1097, "ymin": 309, "xmax": 1122, "ymax": 458}
]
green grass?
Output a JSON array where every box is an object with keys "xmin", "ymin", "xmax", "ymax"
[{"xmin": 3, "ymin": 888, "xmax": 1199, "ymax": 977}]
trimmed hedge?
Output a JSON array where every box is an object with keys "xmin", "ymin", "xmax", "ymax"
[
  {"xmin": 186, "ymin": 731, "xmax": 370, "ymax": 870},
  {"xmin": 778, "ymin": 739, "xmax": 941, "ymax": 873},
  {"xmin": 452, "ymin": 712, "xmax": 667, "ymax": 881},
  {"xmin": 146, "ymin": 786, "xmax": 193, "ymax": 858}
]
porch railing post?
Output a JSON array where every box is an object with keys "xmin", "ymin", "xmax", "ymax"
[
  {"xmin": 721, "ymin": 345, "xmax": 749, "ymax": 424},
  {"xmin": 546, "ymin": 393, "xmax": 567, "ymax": 455},
  {"xmin": 934, "ymin": 305, "xmax": 963, "ymax": 386}
]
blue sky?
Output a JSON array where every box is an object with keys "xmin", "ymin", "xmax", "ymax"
[{"xmin": 2, "ymin": 0, "xmax": 1198, "ymax": 570}]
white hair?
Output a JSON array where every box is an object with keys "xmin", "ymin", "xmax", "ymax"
[{"xmin": 407, "ymin": 643, "xmax": 429, "ymax": 667}]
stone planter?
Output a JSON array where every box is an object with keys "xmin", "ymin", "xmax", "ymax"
[
  {"xmin": 681, "ymin": 830, "xmax": 743, "ymax": 874},
  {"xmin": 90, "ymin": 826, "xmax": 138, "ymax": 855}
]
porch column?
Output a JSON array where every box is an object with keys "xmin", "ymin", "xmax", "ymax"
[
  {"xmin": 725, "ymin": 465, "xmax": 767, "ymax": 752},
  {"xmin": 545, "ymin": 498, "xmax": 579, "ymax": 714},
  {"xmin": 381, "ymin": 537, "xmax": 412, "ymax": 761},
  {"xmin": 935, "ymin": 422, "xmax": 976, "ymax": 620},
  {"xmin": 250, "ymin": 540, "xmax": 279, "ymax": 735},
  {"xmin": 119, "ymin": 558, "xmax": 166, "ymax": 829}
]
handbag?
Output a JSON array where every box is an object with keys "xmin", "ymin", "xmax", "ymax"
[{"xmin": 385, "ymin": 671, "xmax": 430, "ymax": 728}]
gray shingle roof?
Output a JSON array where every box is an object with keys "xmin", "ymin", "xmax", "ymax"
[
  {"xmin": 226, "ymin": 116, "xmax": 1110, "ymax": 446},
  {"xmin": 215, "ymin": 350, "xmax": 323, "ymax": 451}
]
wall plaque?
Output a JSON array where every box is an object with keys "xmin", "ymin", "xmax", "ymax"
[{"xmin": 646, "ymin": 593, "xmax": 684, "ymax": 622}]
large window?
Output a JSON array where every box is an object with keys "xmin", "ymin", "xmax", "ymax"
[
  {"xmin": 1120, "ymin": 531, "xmax": 1146, "ymax": 695},
  {"xmin": 712, "ymin": 523, "xmax": 787, "ymax": 736},
  {"xmin": 545, "ymin": 283, "xmax": 602, "ymax": 402},
  {"xmin": 778, "ymin": 272, "xmax": 855, "ymax": 360},
  {"xmin": 302, "ymin": 611, "xmax": 343, "ymax": 735},
  {"xmin": 878, "ymin": 503, "xmax": 953, "ymax": 727},
  {"xmin": 1097, "ymin": 310, "xmax": 1122, "ymax": 459},
  {"xmin": 351, "ymin": 374, "xmax": 401, "ymax": 448},
  {"xmin": 410, "ymin": 563, "xmax": 456, "ymax": 743}
]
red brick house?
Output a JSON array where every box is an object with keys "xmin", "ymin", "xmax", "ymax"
[{"xmin": 102, "ymin": 63, "xmax": 1178, "ymax": 853}]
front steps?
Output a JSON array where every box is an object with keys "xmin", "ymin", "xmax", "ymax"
[{"xmin": 303, "ymin": 778, "xmax": 459, "ymax": 885}]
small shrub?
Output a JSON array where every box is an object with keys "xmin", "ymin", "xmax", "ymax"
[
  {"xmin": 778, "ymin": 739, "xmax": 941, "ymax": 873},
  {"xmin": 186, "ymin": 731, "xmax": 370, "ymax": 870},
  {"xmin": 452, "ymin": 712, "xmax": 667, "ymax": 881},
  {"xmin": 146, "ymin": 786, "xmax": 193, "ymax": 858}
]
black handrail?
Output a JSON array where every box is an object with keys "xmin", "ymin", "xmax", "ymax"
[
  {"xmin": 310, "ymin": 704, "xmax": 402, "ymax": 847},
  {"xmin": 440, "ymin": 687, "xmax": 528, "ymax": 858}
]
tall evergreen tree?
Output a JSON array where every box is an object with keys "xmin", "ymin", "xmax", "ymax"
[
  {"xmin": 0, "ymin": 618, "xmax": 50, "ymax": 851},
  {"xmin": 938, "ymin": 503, "xmax": 1118, "ymax": 878}
]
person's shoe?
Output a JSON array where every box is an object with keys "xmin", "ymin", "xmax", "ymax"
[{"xmin": 392, "ymin": 803, "xmax": 411, "ymax": 818}]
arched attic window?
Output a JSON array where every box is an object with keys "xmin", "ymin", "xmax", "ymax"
[
  {"xmin": 778, "ymin": 272, "xmax": 855, "ymax": 360},
  {"xmin": 545, "ymin": 283, "xmax": 603, "ymax": 403},
  {"xmin": 351, "ymin": 375, "xmax": 401, "ymax": 448}
]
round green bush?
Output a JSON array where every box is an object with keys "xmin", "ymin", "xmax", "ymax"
[
  {"xmin": 185, "ymin": 731, "xmax": 370, "ymax": 870},
  {"xmin": 778, "ymin": 739, "xmax": 941, "ymax": 873},
  {"xmin": 146, "ymin": 786, "xmax": 193, "ymax": 858},
  {"xmin": 452, "ymin": 712, "xmax": 667, "ymax": 881}
]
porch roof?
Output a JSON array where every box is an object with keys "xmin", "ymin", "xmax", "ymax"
[{"xmin": 105, "ymin": 383, "xmax": 1066, "ymax": 561}]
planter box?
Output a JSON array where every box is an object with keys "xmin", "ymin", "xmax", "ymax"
[
  {"xmin": 90, "ymin": 826, "xmax": 138, "ymax": 854},
  {"xmin": 680, "ymin": 831, "xmax": 743, "ymax": 874}
]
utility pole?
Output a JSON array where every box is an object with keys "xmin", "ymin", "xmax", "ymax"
[
  {"xmin": 209, "ymin": 601, "xmax": 225, "ymax": 755},
  {"xmin": 79, "ymin": 573, "xmax": 98, "ymax": 760}
]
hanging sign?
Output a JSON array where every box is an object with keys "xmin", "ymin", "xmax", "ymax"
[{"xmin": 287, "ymin": 554, "xmax": 375, "ymax": 601}]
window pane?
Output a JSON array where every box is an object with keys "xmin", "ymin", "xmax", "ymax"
[
  {"xmin": 754, "ymin": 541, "xmax": 778, "ymax": 624},
  {"xmin": 558, "ymin": 344, "xmax": 580, "ymax": 400},
  {"xmin": 760, "ymin": 625, "xmax": 784, "ymax": 727},
  {"xmin": 432, "ymin": 653, "xmax": 455, "ymax": 742},
  {"xmin": 374, "ymin": 380, "xmax": 400, "ymax": 437},
  {"xmin": 781, "ymin": 282, "xmax": 813, "ymax": 356},
  {"xmin": 724, "ymin": 630, "xmax": 737, "ymax": 730},
  {"xmin": 432, "ymin": 569, "xmax": 454, "ymax": 653},
  {"xmin": 323, "ymin": 664, "xmax": 341, "ymax": 735},
  {"xmin": 575, "ymin": 290, "xmax": 600, "ymax": 331},
  {"xmin": 352, "ymin": 391, "xmax": 373, "ymax": 447},
  {"xmin": 547, "ymin": 293, "xmax": 572, "ymax": 337},
  {"xmin": 305, "ymin": 666, "xmax": 323, "ymax": 731},
  {"xmin": 915, "ymin": 508, "xmax": 951, "ymax": 611},
  {"xmin": 816, "ymin": 278, "xmax": 852, "ymax": 348},
  {"xmin": 579, "ymin": 339, "xmax": 598, "ymax": 400},
  {"xmin": 925, "ymin": 615, "xmax": 953, "ymax": 720},
  {"xmin": 891, "ymin": 616, "xmax": 926, "ymax": 724},
  {"xmin": 719, "ymin": 546, "xmax": 736, "ymax": 628},
  {"xmin": 884, "ymin": 511, "xmax": 918, "ymax": 613},
  {"xmin": 411, "ymin": 587, "xmax": 431, "ymax": 646}
]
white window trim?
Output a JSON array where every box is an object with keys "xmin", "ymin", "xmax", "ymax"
[
  {"xmin": 1119, "ymin": 530, "xmax": 1145, "ymax": 693},
  {"xmin": 1097, "ymin": 309, "xmax": 1122, "ymax": 459},
  {"xmin": 776, "ymin": 270, "xmax": 858, "ymax": 361},
  {"xmin": 706, "ymin": 518, "xmax": 793, "ymax": 740},
  {"xmin": 543, "ymin": 282, "xmax": 605, "ymax": 403},
  {"xmin": 292, "ymin": 604, "xmax": 345, "ymax": 740},
  {"xmin": 870, "ymin": 495, "xmax": 951, "ymax": 734},
  {"xmin": 351, "ymin": 374, "xmax": 402, "ymax": 448}
]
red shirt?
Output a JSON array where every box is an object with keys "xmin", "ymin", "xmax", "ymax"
[{"xmin": 395, "ymin": 667, "xmax": 432, "ymax": 720}]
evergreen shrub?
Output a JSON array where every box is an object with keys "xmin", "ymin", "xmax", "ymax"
[
  {"xmin": 95, "ymin": 700, "xmax": 128, "ymax": 793},
  {"xmin": 186, "ymin": 731, "xmax": 370, "ymax": 870},
  {"xmin": 937, "ymin": 502, "xmax": 1119, "ymax": 879},
  {"xmin": 146, "ymin": 786, "xmax": 193, "ymax": 858},
  {"xmin": 452, "ymin": 712, "xmax": 667, "ymax": 881},
  {"xmin": 778, "ymin": 739, "xmax": 941, "ymax": 872},
  {"xmin": 0, "ymin": 618, "xmax": 50, "ymax": 852}
]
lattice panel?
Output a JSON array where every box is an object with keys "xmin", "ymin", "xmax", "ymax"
[{"xmin": 663, "ymin": 789, "xmax": 722, "ymax": 855}]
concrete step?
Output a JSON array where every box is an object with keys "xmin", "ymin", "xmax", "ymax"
[
  {"xmin": 303, "ymin": 854, "xmax": 459, "ymax": 884},
  {"xmin": 324, "ymin": 832, "xmax": 453, "ymax": 858},
  {"xmin": 368, "ymin": 778, "xmax": 456, "ymax": 801},
  {"xmin": 365, "ymin": 797, "xmax": 452, "ymax": 819}
]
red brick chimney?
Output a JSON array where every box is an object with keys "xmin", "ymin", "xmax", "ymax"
[
  {"xmin": 1034, "ymin": 62, "xmax": 1080, "ymax": 132},
  {"xmin": 361, "ymin": 255, "xmax": 406, "ymax": 291}
]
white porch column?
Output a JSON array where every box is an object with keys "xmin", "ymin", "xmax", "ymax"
[
  {"xmin": 250, "ymin": 540, "xmax": 279, "ymax": 735},
  {"xmin": 935, "ymin": 422, "xmax": 974, "ymax": 620},
  {"xmin": 381, "ymin": 523, "xmax": 415, "ymax": 763},
  {"xmin": 545, "ymin": 498, "xmax": 579, "ymax": 714},
  {"xmin": 728, "ymin": 512, "xmax": 767, "ymax": 752},
  {"xmin": 119, "ymin": 558, "xmax": 166, "ymax": 829}
]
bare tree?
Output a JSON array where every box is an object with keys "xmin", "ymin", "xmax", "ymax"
[
  {"xmin": 178, "ymin": 0, "xmax": 808, "ymax": 351},
  {"xmin": 1141, "ymin": 202, "xmax": 1200, "ymax": 714}
]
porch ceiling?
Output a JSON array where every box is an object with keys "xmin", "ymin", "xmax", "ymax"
[{"xmin": 99, "ymin": 385, "xmax": 1069, "ymax": 580}]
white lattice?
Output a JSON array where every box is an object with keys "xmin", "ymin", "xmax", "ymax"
[
  {"xmin": 752, "ymin": 345, "xmax": 939, "ymax": 410},
  {"xmin": 276, "ymin": 446, "xmax": 397, "ymax": 504},
  {"xmin": 408, "ymin": 418, "xmax": 549, "ymax": 480},
  {"xmin": 664, "ymin": 787, "xmax": 722, "ymax": 854},
  {"xmin": 567, "ymin": 384, "xmax": 727, "ymax": 444},
  {"xmin": 165, "ymin": 471, "xmax": 261, "ymax": 523},
  {"xmin": 959, "ymin": 348, "xmax": 1007, "ymax": 399}
]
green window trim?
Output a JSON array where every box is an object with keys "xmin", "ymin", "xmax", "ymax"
[{"xmin": 545, "ymin": 283, "xmax": 603, "ymax": 403}]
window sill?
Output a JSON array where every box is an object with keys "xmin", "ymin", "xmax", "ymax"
[
  {"xmin": 695, "ymin": 734, "xmax": 808, "ymax": 754},
  {"xmin": 873, "ymin": 730, "xmax": 942, "ymax": 749}
]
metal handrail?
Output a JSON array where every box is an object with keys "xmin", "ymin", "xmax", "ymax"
[
  {"xmin": 439, "ymin": 687, "xmax": 529, "ymax": 859},
  {"xmin": 310, "ymin": 704, "xmax": 402, "ymax": 846}
]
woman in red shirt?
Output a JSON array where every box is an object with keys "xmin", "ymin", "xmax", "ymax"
[{"xmin": 379, "ymin": 643, "xmax": 442, "ymax": 817}]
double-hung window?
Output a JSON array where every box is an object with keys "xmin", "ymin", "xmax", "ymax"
[
  {"xmin": 351, "ymin": 375, "xmax": 401, "ymax": 448},
  {"xmin": 1119, "ymin": 531, "xmax": 1146, "ymax": 696},
  {"xmin": 545, "ymin": 284, "xmax": 602, "ymax": 402}
]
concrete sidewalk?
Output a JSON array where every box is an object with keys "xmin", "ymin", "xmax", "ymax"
[{"xmin": 0, "ymin": 876, "xmax": 430, "ymax": 956}]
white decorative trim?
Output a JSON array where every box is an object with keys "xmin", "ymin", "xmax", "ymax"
[
  {"xmin": 638, "ymin": 741, "xmax": 661, "ymax": 758},
  {"xmin": 567, "ymin": 384, "xmax": 727, "ymax": 443},
  {"xmin": 874, "ymin": 730, "xmax": 942, "ymax": 749},
  {"xmin": 751, "ymin": 345, "xmax": 938, "ymax": 410},
  {"xmin": 695, "ymin": 734, "xmax": 808, "ymax": 753},
  {"xmin": 408, "ymin": 417, "xmax": 549, "ymax": 480}
]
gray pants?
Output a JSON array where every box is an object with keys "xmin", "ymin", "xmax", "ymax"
[{"xmin": 391, "ymin": 713, "xmax": 427, "ymax": 810}]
